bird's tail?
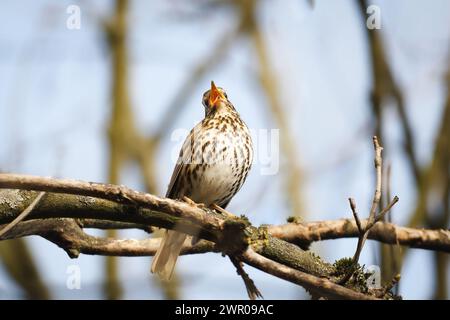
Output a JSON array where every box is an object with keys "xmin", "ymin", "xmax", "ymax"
[{"xmin": 151, "ymin": 230, "xmax": 187, "ymax": 280}]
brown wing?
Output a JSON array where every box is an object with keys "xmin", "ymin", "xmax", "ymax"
[
  {"xmin": 165, "ymin": 123, "xmax": 199, "ymax": 199},
  {"xmin": 165, "ymin": 162, "xmax": 184, "ymax": 199}
]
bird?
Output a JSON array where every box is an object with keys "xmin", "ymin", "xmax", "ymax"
[{"xmin": 151, "ymin": 81, "xmax": 254, "ymax": 280}]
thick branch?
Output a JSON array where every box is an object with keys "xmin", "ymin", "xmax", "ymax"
[
  {"xmin": 240, "ymin": 249, "xmax": 377, "ymax": 300},
  {"xmin": 0, "ymin": 176, "xmax": 334, "ymax": 279},
  {"xmin": 0, "ymin": 174, "xmax": 382, "ymax": 300},
  {"xmin": 0, "ymin": 174, "xmax": 225, "ymax": 242},
  {"xmin": 0, "ymin": 218, "xmax": 215, "ymax": 257},
  {"xmin": 268, "ymin": 220, "xmax": 450, "ymax": 253},
  {"xmin": 6, "ymin": 215, "xmax": 446, "ymax": 255},
  {"xmin": 0, "ymin": 215, "xmax": 375, "ymax": 300}
]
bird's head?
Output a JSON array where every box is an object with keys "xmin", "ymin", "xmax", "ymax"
[{"xmin": 202, "ymin": 81, "xmax": 235, "ymax": 116}]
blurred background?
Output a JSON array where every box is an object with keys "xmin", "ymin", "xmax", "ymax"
[{"xmin": 0, "ymin": 0, "xmax": 449, "ymax": 299}]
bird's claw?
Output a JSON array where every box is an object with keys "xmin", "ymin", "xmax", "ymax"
[
  {"xmin": 211, "ymin": 203, "xmax": 236, "ymax": 218},
  {"xmin": 182, "ymin": 196, "xmax": 205, "ymax": 208}
]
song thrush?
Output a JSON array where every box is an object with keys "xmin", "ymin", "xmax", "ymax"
[{"xmin": 151, "ymin": 81, "xmax": 253, "ymax": 280}]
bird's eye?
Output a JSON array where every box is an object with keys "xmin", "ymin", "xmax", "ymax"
[{"xmin": 222, "ymin": 92, "xmax": 228, "ymax": 99}]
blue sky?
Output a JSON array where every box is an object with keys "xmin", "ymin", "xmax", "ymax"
[{"xmin": 0, "ymin": 0, "xmax": 449, "ymax": 299}]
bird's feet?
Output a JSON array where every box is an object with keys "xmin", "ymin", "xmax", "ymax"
[
  {"xmin": 182, "ymin": 196, "xmax": 206, "ymax": 208},
  {"xmin": 210, "ymin": 203, "xmax": 237, "ymax": 218}
]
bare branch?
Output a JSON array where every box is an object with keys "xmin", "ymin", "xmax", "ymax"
[
  {"xmin": 0, "ymin": 191, "xmax": 45, "ymax": 238},
  {"xmin": 375, "ymin": 196, "xmax": 400, "ymax": 224},
  {"xmin": 0, "ymin": 173, "xmax": 226, "ymax": 241},
  {"xmin": 0, "ymin": 174, "xmax": 383, "ymax": 299},
  {"xmin": 339, "ymin": 137, "xmax": 398, "ymax": 284},
  {"xmin": 268, "ymin": 219, "xmax": 450, "ymax": 253},
  {"xmin": 240, "ymin": 249, "xmax": 378, "ymax": 300},
  {"xmin": 352, "ymin": 136, "xmax": 389, "ymax": 265},
  {"xmin": 348, "ymin": 198, "xmax": 362, "ymax": 234},
  {"xmin": 368, "ymin": 135, "xmax": 383, "ymax": 224},
  {"xmin": 1, "ymin": 218, "xmax": 215, "ymax": 257}
]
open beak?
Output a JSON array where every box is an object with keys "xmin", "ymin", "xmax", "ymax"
[{"xmin": 209, "ymin": 81, "xmax": 225, "ymax": 107}]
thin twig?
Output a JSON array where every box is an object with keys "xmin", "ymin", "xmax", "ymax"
[
  {"xmin": 349, "ymin": 198, "xmax": 362, "ymax": 233},
  {"xmin": 368, "ymin": 136, "xmax": 383, "ymax": 224},
  {"xmin": 375, "ymin": 196, "xmax": 399, "ymax": 224},
  {"xmin": 340, "ymin": 137, "xmax": 398, "ymax": 284},
  {"xmin": 352, "ymin": 136, "xmax": 386, "ymax": 263},
  {"xmin": 0, "ymin": 191, "xmax": 45, "ymax": 238}
]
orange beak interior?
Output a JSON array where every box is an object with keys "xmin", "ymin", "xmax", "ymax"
[{"xmin": 209, "ymin": 81, "xmax": 225, "ymax": 107}]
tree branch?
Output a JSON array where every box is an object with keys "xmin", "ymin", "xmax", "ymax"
[
  {"xmin": 0, "ymin": 191, "xmax": 45, "ymax": 237},
  {"xmin": 268, "ymin": 220, "xmax": 450, "ymax": 253},
  {"xmin": 240, "ymin": 249, "xmax": 378, "ymax": 300},
  {"xmin": 0, "ymin": 174, "xmax": 226, "ymax": 242},
  {"xmin": 0, "ymin": 173, "xmax": 384, "ymax": 300},
  {"xmin": 1, "ymin": 172, "xmax": 449, "ymax": 299},
  {"xmin": 0, "ymin": 218, "xmax": 215, "ymax": 257},
  {"xmin": 339, "ymin": 137, "xmax": 398, "ymax": 284}
]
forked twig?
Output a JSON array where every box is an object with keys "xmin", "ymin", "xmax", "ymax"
[{"xmin": 340, "ymin": 137, "xmax": 399, "ymax": 284}]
